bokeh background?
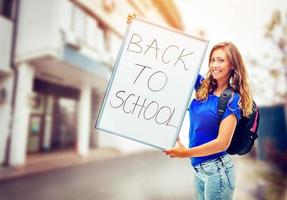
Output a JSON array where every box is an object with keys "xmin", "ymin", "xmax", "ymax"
[{"xmin": 0, "ymin": 0, "xmax": 286, "ymax": 200}]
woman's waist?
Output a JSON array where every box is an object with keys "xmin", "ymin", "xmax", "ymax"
[{"xmin": 193, "ymin": 154, "xmax": 233, "ymax": 171}]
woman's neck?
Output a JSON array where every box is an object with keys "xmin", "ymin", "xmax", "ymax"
[{"xmin": 214, "ymin": 79, "xmax": 229, "ymax": 96}]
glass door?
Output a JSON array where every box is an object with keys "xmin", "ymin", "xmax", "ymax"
[{"xmin": 50, "ymin": 97, "xmax": 77, "ymax": 150}]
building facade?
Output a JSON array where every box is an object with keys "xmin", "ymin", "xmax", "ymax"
[
  {"xmin": 0, "ymin": 0, "xmax": 183, "ymax": 166},
  {"xmin": 0, "ymin": 0, "xmax": 16, "ymax": 166}
]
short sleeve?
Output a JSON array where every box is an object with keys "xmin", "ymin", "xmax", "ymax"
[
  {"xmin": 222, "ymin": 93, "xmax": 241, "ymax": 121},
  {"xmin": 187, "ymin": 74, "xmax": 204, "ymax": 111},
  {"xmin": 194, "ymin": 74, "xmax": 204, "ymax": 91}
]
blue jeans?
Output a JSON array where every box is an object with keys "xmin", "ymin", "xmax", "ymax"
[{"xmin": 193, "ymin": 155, "xmax": 235, "ymax": 200}]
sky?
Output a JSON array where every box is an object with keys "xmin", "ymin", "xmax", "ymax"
[{"xmin": 175, "ymin": 0, "xmax": 287, "ymax": 106}]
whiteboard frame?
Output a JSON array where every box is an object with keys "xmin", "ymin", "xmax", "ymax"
[{"xmin": 95, "ymin": 17, "xmax": 209, "ymax": 150}]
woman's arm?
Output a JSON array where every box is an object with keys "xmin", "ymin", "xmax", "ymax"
[{"xmin": 164, "ymin": 114, "xmax": 237, "ymax": 158}]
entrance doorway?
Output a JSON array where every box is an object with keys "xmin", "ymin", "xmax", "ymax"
[{"xmin": 27, "ymin": 79, "xmax": 80, "ymax": 153}]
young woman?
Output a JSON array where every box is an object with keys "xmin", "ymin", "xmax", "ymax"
[
  {"xmin": 164, "ymin": 42, "xmax": 253, "ymax": 199},
  {"xmin": 127, "ymin": 14, "xmax": 253, "ymax": 199}
]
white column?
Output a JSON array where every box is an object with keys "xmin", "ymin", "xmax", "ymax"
[
  {"xmin": 77, "ymin": 85, "xmax": 91, "ymax": 156},
  {"xmin": 9, "ymin": 63, "xmax": 34, "ymax": 166},
  {"xmin": 0, "ymin": 76, "xmax": 13, "ymax": 164},
  {"xmin": 42, "ymin": 96, "xmax": 53, "ymax": 151}
]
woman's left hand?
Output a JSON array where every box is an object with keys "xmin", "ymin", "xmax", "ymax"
[{"xmin": 163, "ymin": 138, "xmax": 190, "ymax": 158}]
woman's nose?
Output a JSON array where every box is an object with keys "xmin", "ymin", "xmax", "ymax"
[{"xmin": 211, "ymin": 63, "xmax": 220, "ymax": 69}]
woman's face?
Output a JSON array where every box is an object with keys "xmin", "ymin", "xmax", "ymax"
[{"xmin": 209, "ymin": 48, "xmax": 233, "ymax": 83}]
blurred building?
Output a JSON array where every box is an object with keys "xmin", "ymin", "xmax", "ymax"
[{"xmin": 0, "ymin": 0, "xmax": 183, "ymax": 167}]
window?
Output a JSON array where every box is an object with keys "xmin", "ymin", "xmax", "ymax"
[
  {"xmin": 72, "ymin": 5, "xmax": 86, "ymax": 43},
  {"xmin": 0, "ymin": 0, "xmax": 14, "ymax": 19}
]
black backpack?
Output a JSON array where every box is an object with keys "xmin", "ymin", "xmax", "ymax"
[{"xmin": 217, "ymin": 87, "xmax": 260, "ymax": 155}]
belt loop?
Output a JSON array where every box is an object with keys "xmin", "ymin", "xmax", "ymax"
[
  {"xmin": 200, "ymin": 163, "xmax": 204, "ymax": 171},
  {"xmin": 219, "ymin": 156, "xmax": 225, "ymax": 166}
]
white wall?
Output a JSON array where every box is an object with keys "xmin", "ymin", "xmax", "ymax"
[
  {"xmin": 0, "ymin": 77, "xmax": 14, "ymax": 164},
  {"xmin": 16, "ymin": 0, "xmax": 105, "ymax": 63},
  {"xmin": 0, "ymin": 16, "xmax": 13, "ymax": 164},
  {"xmin": 0, "ymin": 16, "xmax": 13, "ymax": 72},
  {"xmin": 108, "ymin": 31, "xmax": 122, "ymax": 62},
  {"xmin": 16, "ymin": 0, "xmax": 60, "ymax": 61}
]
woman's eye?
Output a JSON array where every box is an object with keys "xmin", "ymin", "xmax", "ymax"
[{"xmin": 219, "ymin": 59, "xmax": 224, "ymax": 63}]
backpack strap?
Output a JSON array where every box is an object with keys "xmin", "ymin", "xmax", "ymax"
[{"xmin": 217, "ymin": 87, "xmax": 233, "ymax": 124}]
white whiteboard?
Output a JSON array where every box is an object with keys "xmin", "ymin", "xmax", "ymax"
[{"xmin": 95, "ymin": 18, "xmax": 208, "ymax": 150}]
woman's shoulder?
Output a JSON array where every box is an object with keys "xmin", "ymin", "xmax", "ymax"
[{"xmin": 229, "ymin": 91, "xmax": 241, "ymax": 108}]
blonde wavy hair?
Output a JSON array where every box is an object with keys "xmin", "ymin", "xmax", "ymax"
[{"xmin": 195, "ymin": 41, "xmax": 253, "ymax": 117}]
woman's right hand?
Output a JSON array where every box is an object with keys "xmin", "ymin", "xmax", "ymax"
[{"xmin": 127, "ymin": 13, "xmax": 136, "ymax": 24}]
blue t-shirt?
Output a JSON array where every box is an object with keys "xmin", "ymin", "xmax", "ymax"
[{"xmin": 188, "ymin": 74, "xmax": 241, "ymax": 167}]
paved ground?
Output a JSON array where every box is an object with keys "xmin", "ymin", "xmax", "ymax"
[
  {"xmin": 0, "ymin": 150, "xmax": 286, "ymax": 200},
  {"xmin": 0, "ymin": 148, "xmax": 121, "ymax": 181}
]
